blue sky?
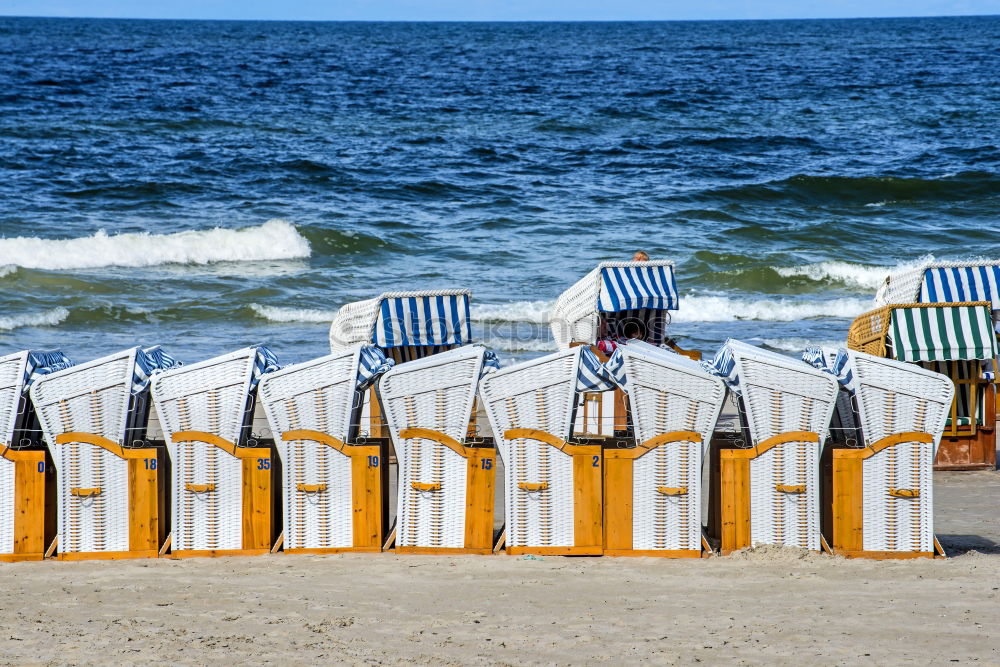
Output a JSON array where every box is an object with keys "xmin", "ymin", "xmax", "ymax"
[{"xmin": 0, "ymin": 0, "xmax": 996, "ymax": 21}]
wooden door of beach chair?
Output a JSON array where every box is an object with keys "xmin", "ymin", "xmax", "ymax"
[
  {"xmin": 811, "ymin": 349, "xmax": 953, "ymax": 558},
  {"xmin": 603, "ymin": 342, "xmax": 726, "ymax": 557},
  {"xmin": 0, "ymin": 351, "xmax": 69, "ymax": 561},
  {"xmin": 378, "ymin": 345, "xmax": 497, "ymax": 554},
  {"xmin": 258, "ymin": 344, "xmax": 393, "ymax": 553},
  {"xmin": 31, "ymin": 347, "xmax": 176, "ymax": 560},
  {"xmin": 705, "ymin": 340, "xmax": 838, "ymax": 554},
  {"xmin": 151, "ymin": 347, "xmax": 279, "ymax": 557},
  {"xmin": 480, "ymin": 346, "xmax": 615, "ymax": 556}
]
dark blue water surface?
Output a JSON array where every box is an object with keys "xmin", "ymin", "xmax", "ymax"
[{"xmin": 1, "ymin": 16, "xmax": 998, "ymax": 365}]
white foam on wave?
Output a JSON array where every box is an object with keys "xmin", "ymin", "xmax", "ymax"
[
  {"xmin": 774, "ymin": 256, "xmax": 934, "ymax": 290},
  {"xmin": 250, "ymin": 303, "xmax": 337, "ymax": 323},
  {"xmin": 0, "ymin": 307, "xmax": 70, "ymax": 330},
  {"xmin": 0, "ymin": 265, "xmax": 16, "ymax": 279},
  {"xmin": 673, "ymin": 295, "xmax": 869, "ymax": 322},
  {"xmin": 485, "ymin": 337, "xmax": 558, "ymax": 353},
  {"xmin": 471, "ymin": 301, "xmax": 552, "ymax": 323},
  {"xmin": 757, "ymin": 337, "xmax": 845, "ymax": 353},
  {"xmin": 0, "ymin": 219, "xmax": 310, "ymax": 271}
]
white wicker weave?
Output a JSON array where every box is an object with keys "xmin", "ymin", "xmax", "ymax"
[
  {"xmin": 151, "ymin": 348, "xmax": 260, "ymax": 552},
  {"xmin": 843, "ymin": 350, "xmax": 953, "ymax": 553},
  {"xmin": 378, "ymin": 345, "xmax": 488, "ymax": 549},
  {"xmin": 329, "ymin": 289, "xmax": 472, "ymax": 352},
  {"xmin": 727, "ymin": 340, "xmax": 839, "ymax": 550},
  {"xmin": 258, "ymin": 345, "xmax": 364, "ymax": 551},
  {"xmin": 619, "ymin": 342, "xmax": 726, "ymax": 551},
  {"xmin": 874, "ymin": 259, "xmax": 1000, "ymax": 306},
  {"xmin": 30, "ymin": 348, "xmax": 139, "ymax": 554},
  {"xmin": 479, "ymin": 347, "xmax": 588, "ymax": 549},
  {"xmin": 0, "ymin": 351, "xmax": 30, "ymax": 448},
  {"xmin": 550, "ymin": 260, "xmax": 676, "ymax": 349}
]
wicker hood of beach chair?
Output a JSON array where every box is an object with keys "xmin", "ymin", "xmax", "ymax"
[
  {"xmin": 704, "ymin": 339, "xmax": 839, "ymax": 554},
  {"xmin": 151, "ymin": 346, "xmax": 279, "ymax": 557},
  {"xmin": 378, "ymin": 344, "xmax": 499, "ymax": 554},
  {"xmin": 0, "ymin": 350, "xmax": 71, "ymax": 561},
  {"xmin": 480, "ymin": 346, "xmax": 618, "ymax": 555},
  {"xmin": 30, "ymin": 346, "xmax": 177, "ymax": 560},
  {"xmin": 602, "ymin": 341, "xmax": 726, "ymax": 557},
  {"xmin": 806, "ymin": 348, "xmax": 953, "ymax": 558},
  {"xmin": 258, "ymin": 343, "xmax": 393, "ymax": 553}
]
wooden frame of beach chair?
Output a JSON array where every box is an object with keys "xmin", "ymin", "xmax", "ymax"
[
  {"xmin": 30, "ymin": 348, "xmax": 171, "ymax": 560},
  {"xmin": 0, "ymin": 351, "xmax": 60, "ymax": 562},
  {"xmin": 706, "ymin": 340, "xmax": 839, "ymax": 555},
  {"xmin": 151, "ymin": 348, "xmax": 278, "ymax": 558},
  {"xmin": 378, "ymin": 345, "xmax": 496, "ymax": 554},
  {"xmin": 258, "ymin": 344, "xmax": 391, "ymax": 554},
  {"xmin": 818, "ymin": 350, "xmax": 953, "ymax": 559},
  {"xmin": 551, "ymin": 261, "xmax": 693, "ymax": 439},
  {"xmin": 848, "ymin": 300, "xmax": 999, "ymax": 470},
  {"xmin": 603, "ymin": 342, "xmax": 726, "ymax": 557},
  {"xmin": 480, "ymin": 347, "xmax": 612, "ymax": 556}
]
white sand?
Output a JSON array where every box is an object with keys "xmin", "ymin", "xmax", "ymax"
[{"xmin": 0, "ymin": 470, "xmax": 997, "ymax": 665}]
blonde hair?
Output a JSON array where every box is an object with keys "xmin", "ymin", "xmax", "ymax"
[{"xmin": 632, "ymin": 250, "xmax": 649, "ymax": 262}]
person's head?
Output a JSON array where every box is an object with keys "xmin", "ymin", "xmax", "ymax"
[
  {"xmin": 632, "ymin": 250, "xmax": 649, "ymax": 262},
  {"xmin": 623, "ymin": 321, "xmax": 641, "ymax": 340}
]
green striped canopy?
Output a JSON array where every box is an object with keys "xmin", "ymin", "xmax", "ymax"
[{"xmin": 890, "ymin": 304, "xmax": 998, "ymax": 362}]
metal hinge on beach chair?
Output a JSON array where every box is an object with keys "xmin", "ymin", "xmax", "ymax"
[
  {"xmin": 830, "ymin": 431, "xmax": 939, "ymax": 559},
  {"xmin": 503, "ymin": 428, "xmax": 603, "ymax": 556},
  {"xmin": 169, "ymin": 430, "xmax": 274, "ymax": 558},
  {"xmin": 0, "ymin": 445, "xmax": 50, "ymax": 562},
  {"xmin": 718, "ymin": 431, "xmax": 822, "ymax": 555},
  {"xmin": 53, "ymin": 432, "xmax": 162, "ymax": 560},
  {"xmin": 604, "ymin": 430, "xmax": 705, "ymax": 558},
  {"xmin": 394, "ymin": 427, "xmax": 496, "ymax": 554},
  {"xmin": 280, "ymin": 429, "xmax": 387, "ymax": 553}
]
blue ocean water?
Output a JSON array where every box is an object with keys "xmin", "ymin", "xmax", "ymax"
[{"xmin": 1, "ymin": 16, "xmax": 999, "ymax": 366}]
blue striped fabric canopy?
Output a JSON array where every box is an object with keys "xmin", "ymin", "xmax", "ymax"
[
  {"xmin": 577, "ymin": 347, "xmax": 618, "ymax": 392},
  {"xmin": 132, "ymin": 346, "xmax": 182, "ymax": 394},
  {"xmin": 702, "ymin": 342, "xmax": 740, "ymax": 393},
  {"xmin": 250, "ymin": 346, "xmax": 281, "ymax": 389},
  {"xmin": 920, "ymin": 265, "xmax": 1000, "ymax": 308},
  {"xmin": 357, "ymin": 345, "xmax": 394, "ymax": 390},
  {"xmin": 597, "ymin": 265, "xmax": 678, "ymax": 313},
  {"xmin": 482, "ymin": 350, "xmax": 501, "ymax": 374},
  {"xmin": 802, "ymin": 347, "xmax": 855, "ymax": 390},
  {"xmin": 605, "ymin": 348, "xmax": 627, "ymax": 390},
  {"xmin": 375, "ymin": 294, "xmax": 472, "ymax": 348},
  {"xmin": 23, "ymin": 350, "xmax": 74, "ymax": 390}
]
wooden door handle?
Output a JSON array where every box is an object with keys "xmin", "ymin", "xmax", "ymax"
[
  {"xmin": 889, "ymin": 488, "xmax": 920, "ymax": 498},
  {"xmin": 518, "ymin": 482, "xmax": 548, "ymax": 491},
  {"xmin": 70, "ymin": 487, "xmax": 101, "ymax": 497},
  {"xmin": 775, "ymin": 484, "xmax": 806, "ymax": 494},
  {"xmin": 185, "ymin": 483, "xmax": 216, "ymax": 493},
  {"xmin": 297, "ymin": 483, "xmax": 327, "ymax": 493},
  {"xmin": 657, "ymin": 486, "xmax": 688, "ymax": 496},
  {"xmin": 411, "ymin": 482, "xmax": 441, "ymax": 492}
]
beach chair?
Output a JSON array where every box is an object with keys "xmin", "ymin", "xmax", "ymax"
[
  {"xmin": 30, "ymin": 347, "xmax": 178, "ymax": 560},
  {"xmin": 602, "ymin": 341, "xmax": 726, "ymax": 557},
  {"xmin": 480, "ymin": 346, "xmax": 617, "ymax": 555},
  {"xmin": 0, "ymin": 351, "xmax": 71, "ymax": 561},
  {"xmin": 805, "ymin": 347, "xmax": 952, "ymax": 558},
  {"xmin": 703, "ymin": 340, "xmax": 839, "ymax": 554},
  {"xmin": 550, "ymin": 261, "xmax": 691, "ymax": 437},
  {"xmin": 151, "ymin": 346, "xmax": 279, "ymax": 557},
  {"xmin": 870, "ymin": 260, "xmax": 1000, "ymax": 469},
  {"xmin": 258, "ymin": 344, "xmax": 393, "ymax": 553},
  {"xmin": 378, "ymin": 345, "xmax": 500, "ymax": 554},
  {"xmin": 329, "ymin": 290, "xmax": 473, "ymax": 439}
]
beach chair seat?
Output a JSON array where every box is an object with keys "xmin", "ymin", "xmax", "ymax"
[
  {"xmin": 0, "ymin": 350, "xmax": 71, "ymax": 561},
  {"xmin": 602, "ymin": 341, "xmax": 726, "ymax": 557},
  {"xmin": 151, "ymin": 346, "xmax": 279, "ymax": 557},
  {"xmin": 31, "ymin": 346, "xmax": 177, "ymax": 560},
  {"xmin": 704, "ymin": 340, "xmax": 839, "ymax": 554},
  {"xmin": 258, "ymin": 344, "xmax": 393, "ymax": 553},
  {"xmin": 480, "ymin": 346, "xmax": 616, "ymax": 555},
  {"xmin": 807, "ymin": 348, "xmax": 953, "ymax": 558},
  {"xmin": 378, "ymin": 345, "xmax": 500, "ymax": 554}
]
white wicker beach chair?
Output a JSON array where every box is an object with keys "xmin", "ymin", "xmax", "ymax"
[
  {"xmin": 151, "ymin": 346, "xmax": 279, "ymax": 557},
  {"xmin": 805, "ymin": 347, "xmax": 953, "ymax": 558},
  {"xmin": 602, "ymin": 341, "xmax": 726, "ymax": 557},
  {"xmin": 704, "ymin": 339, "xmax": 839, "ymax": 553},
  {"xmin": 329, "ymin": 290, "xmax": 474, "ymax": 438},
  {"xmin": 480, "ymin": 346, "xmax": 617, "ymax": 555},
  {"xmin": 549, "ymin": 261, "xmax": 687, "ymax": 437},
  {"xmin": 0, "ymin": 350, "xmax": 71, "ymax": 561},
  {"xmin": 378, "ymin": 344, "xmax": 499, "ymax": 554},
  {"xmin": 258, "ymin": 344, "xmax": 393, "ymax": 553},
  {"xmin": 31, "ymin": 346, "xmax": 178, "ymax": 559}
]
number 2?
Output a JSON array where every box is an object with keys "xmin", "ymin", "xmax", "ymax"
[{"xmin": 592, "ymin": 455, "xmax": 600, "ymax": 468}]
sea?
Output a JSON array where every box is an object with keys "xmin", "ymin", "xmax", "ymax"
[{"xmin": 1, "ymin": 15, "xmax": 999, "ymax": 368}]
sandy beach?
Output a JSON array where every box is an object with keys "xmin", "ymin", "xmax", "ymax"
[{"xmin": 0, "ymin": 469, "xmax": 996, "ymax": 665}]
